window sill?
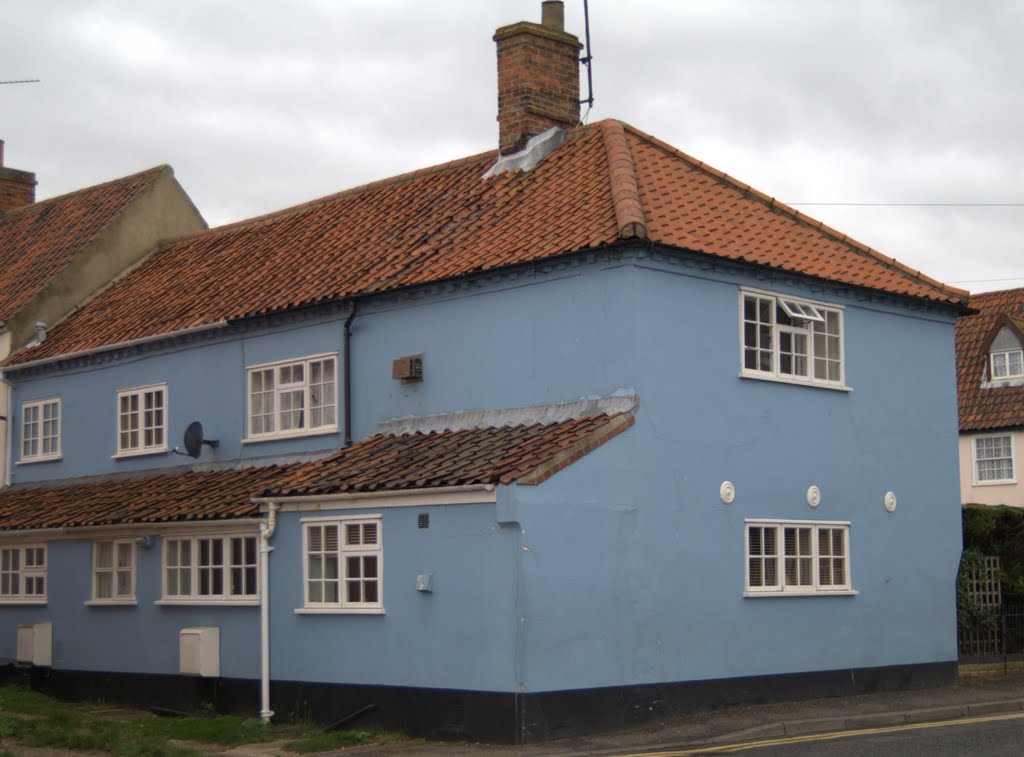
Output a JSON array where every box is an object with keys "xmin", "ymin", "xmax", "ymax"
[
  {"xmin": 16, "ymin": 455, "xmax": 62, "ymax": 465},
  {"xmin": 973, "ymin": 479, "xmax": 1017, "ymax": 487},
  {"xmin": 744, "ymin": 589, "xmax": 859, "ymax": 598},
  {"xmin": 294, "ymin": 607, "xmax": 385, "ymax": 616},
  {"xmin": 243, "ymin": 427, "xmax": 339, "ymax": 445},
  {"xmin": 155, "ymin": 599, "xmax": 260, "ymax": 606},
  {"xmin": 84, "ymin": 600, "xmax": 137, "ymax": 607},
  {"xmin": 112, "ymin": 448, "xmax": 169, "ymax": 460},
  {"xmin": 0, "ymin": 599, "xmax": 47, "ymax": 605},
  {"xmin": 739, "ymin": 371, "xmax": 852, "ymax": 392}
]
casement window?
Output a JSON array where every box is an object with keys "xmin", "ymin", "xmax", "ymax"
[
  {"xmin": 990, "ymin": 349, "xmax": 1024, "ymax": 380},
  {"xmin": 974, "ymin": 434, "xmax": 1015, "ymax": 484},
  {"xmin": 20, "ymin": 398, "xmax": 61, "ymax": 462},
  {"xmin": 163, "ymin": 535, "xmax": 258, "ymax": 601},
  {"xmin": 116, "ymin": 384, "xmax": 167, "ymax": 456},
  {"xmin": 741, "ymin": 290, "xmax": 845, "ymax": 388},
  {"xmin": 303, "ymin": 516, "xmax": 382, "ymax": 612},
  {"xmin": 92, "ymin": 540, "xmax": 135, "ymax": 602},
  {"xmin": 745, "ymin": 520, "xmax": 852, "ymax": 595},
  {"xmin": 247, "ymin": 354, "xmax": 337, "ymax": 440},
  {"xmin": 0, "ymin": 545, "xmax": 46, "ymax": 602}
]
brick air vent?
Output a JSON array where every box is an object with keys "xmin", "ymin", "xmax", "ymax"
[{"xmin": 392, "ymin": 354, "xmax": 423, "ymax": 384}]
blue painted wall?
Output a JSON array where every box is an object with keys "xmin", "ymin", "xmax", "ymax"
[{"xmin": 1, "ymin": 248, "xmax": 963, "ymax": 696}]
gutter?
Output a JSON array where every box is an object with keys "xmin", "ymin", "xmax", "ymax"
[
  {"xmin": 259, "ymin": 502, "xmax": 279, "ymax": 723},
  {"xmin": 4, "ymin": 320, "xmax": 230, "ymax": 372},
  {"xmin": 251, "ymin": 483, "xmax": 496, "ymax": 508}
]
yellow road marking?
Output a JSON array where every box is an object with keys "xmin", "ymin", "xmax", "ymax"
[{"xmin": 612, "ymin": 710, "xmax": 1024, "ymax": 756}]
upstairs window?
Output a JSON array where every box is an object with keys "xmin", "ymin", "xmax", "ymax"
[
  {"xmin": 991, "ymin": 349, "xmax": 1024, "ymax": 380},
  {"xmin": 247, "ymin": 354, "xmax": 337, "ymax": 440},
  {"xmin": 20, "ymin": 398, "xmax": 61, "ymax": 462},
  {"xmin": 116, "ymin": 384, "xmax": 167, "ymax": 456},
  {"xmin": 0, "ymin": 545, "xmax": 46, "ymax": 602},
  {"xmin": 746, "ymin": 520, "xmax": 851, "ymax": 595},
  {"xmin": 741, "ymin": 290, "xmax": 844, "ymax": 388},
  {"xmin": 303, "ymin": 516, "xmax": 382, "ymax": 612},
  {"xmin": 974, "ymin": 434, "xmax": 1015, "ymax": 484}
]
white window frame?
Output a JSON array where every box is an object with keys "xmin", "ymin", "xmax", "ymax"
[
  {"xmin": 159, "ymin": 533, "xmax": 260, "ymax": 604},
  {"xmin": 299, "ymin": 514, "xmax": 383, "ymax": 614},
  {"xmin": 115, "ymin": 383, "xmax": 168, "ymax": 457},
  {"xmin": 740, "ymin": 288, "xmax": 848, "ymax": 390},
  {"xmin": 0, "ymin": 544, "xmax": 47, "ymax": 604},
  {"xmin": 19, "ymin": 397, "xmax": 61, "ymax": 463},
  {"xmin": 973, "ymin": 433, "xmax": 1016, "ymax": 485},
  {"xmin": 744, "ymin": 519, "xmax": 854, "ymax": 596},
  {"xmin": 245, "ymin": 353, "xmax": 338, "ymax": 442},
  {"xmin": 990, "ymin": 349, "xmax": 1024, "ymax": 381},
  {"xmin": 88, "ymin": 539, "xmax": 136, "ymax": 605}
]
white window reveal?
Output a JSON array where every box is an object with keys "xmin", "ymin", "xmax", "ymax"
[
  {"xmin": 247, "ymin": 354, "xmax": 337, "ymax": 440},
  {"xmin": 92, "ymin": 540, "xmax": 135, "ymax": 602},
  {"xmin": 745, "ymin": 520, "xmax": 852, "ymax": 595},
  {"xmin": 0, "ymin": 545, "xmax": 46, "ymax": 602},
  {"xmin": 163, "ymin": 535, "xmax": 258, "ymax": 602},
  {"xmin": 20, "ymin": 398, "xmax": 61, "ymax": 462},
  {"xmin": 741, "ymin": 290, "xmax": 845, "ymax": 388},
  {"xmin": 991, "ymin": 349, "xmax": 1024, "ymax": 380},
  {"xmin": 974, "ymin": 434, "xmax": 1015, "ymax": 484},
  {"xmin": 116, "ymin": 384, "xmax": 167, "ymax": 456},
  {"xmin": 303, "ymin": 516, "xmax": 382, "ymax": 612}
]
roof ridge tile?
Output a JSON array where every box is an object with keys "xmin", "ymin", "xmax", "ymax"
[{"xmin": 599, "ymin": 120, "xmax": 648, "ymax": 240}]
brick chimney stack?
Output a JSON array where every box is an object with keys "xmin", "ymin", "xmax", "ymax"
[
  {"xmin": 494, "ymin": 1, "xmax": 582, "ymax": 155},
  {"xmin": 0, "ymin": 140, "xmax": 37, "ymax": 212}
]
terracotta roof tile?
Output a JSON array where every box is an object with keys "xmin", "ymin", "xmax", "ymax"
[
  {"xmin": 0, "ymin": 166, "xmax": 169, "ymax": 321},
  {"xmin": 265, "ymin": 411, "xmax": 634, "ymax": 497},
  {"xmin": 5, "ymin": 121, "xmax": 966, "ymax": 366},
  {"xmin": 0, "ymin": 413, "xmax": 633, "ymax": 531},
  {"xmin": 0, "ymin": 464, "xmax": 299, "ymax": 531},
  {"xmin": 956, "ymin": 288, "xmax": 1024, "ymax": 432}
]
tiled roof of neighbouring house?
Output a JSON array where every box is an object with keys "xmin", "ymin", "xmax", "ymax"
[
  {"xmin": 0, "ymin": 412, "xmax": 632, "ymax": 530},
  {"xmin": 0, "ymin": 166, "xmax": 171, "ymax": 322},
  {"xmin": 957, "ymin": 287, "xmax": 1024, "ymax": 432},
  {"xmin": 4, "ymin": 121, "xmax": 967, "ymax": 367}
]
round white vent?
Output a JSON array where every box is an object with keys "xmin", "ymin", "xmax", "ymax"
[
  {"xmin": 720, "ymin": 481, "xmax": 736, "ymax": 504},
  {"xmin": 806, "ymin": 485, "xmax": 821, "ymax": 508},
  {"xmin": 884, "ymin": 491, "xmax": 897, "ymax": 513}
]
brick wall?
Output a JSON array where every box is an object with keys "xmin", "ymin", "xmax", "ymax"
[{"xmin": 0, "ymin": 167, "xmax": 36, "ymax": 211}]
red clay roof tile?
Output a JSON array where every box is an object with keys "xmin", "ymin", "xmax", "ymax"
[
  {"xmin": 5, "ymin": 121, "xmax": 966, "ymax": 366},
  {"xmin": 0, "ymin": 413, "xmax": 633, "ymax": 530},
  {"xmin": 957, "ymin": 288, "xmax": 1024, "ymax": 432},
  {"xmin": 0, "ymin": 166, "xmax": 170, "ymax": 322}
]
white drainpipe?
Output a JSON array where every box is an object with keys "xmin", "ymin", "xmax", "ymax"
[{"xmin": 259, "ymin": 502, "xmax": 279, "ymax": 722}]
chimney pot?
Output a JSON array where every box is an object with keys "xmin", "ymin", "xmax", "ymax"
[{"xmin": 541, "ymin": 1, "xmax": 565, "ymax": 31}]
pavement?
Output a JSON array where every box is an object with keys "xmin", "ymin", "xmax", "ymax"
[{"xmin": 226, "ymin": 670, "xmax": 1024, "ymax": 756}]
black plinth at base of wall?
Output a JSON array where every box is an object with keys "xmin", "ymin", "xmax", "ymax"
[{"xmin": 0, "ymin": 660, "xmax": 957, "ymax": 744}]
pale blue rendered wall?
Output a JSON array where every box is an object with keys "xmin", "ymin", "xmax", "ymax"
[{"xmin": 1, "ymin": 248, "xmax": 963, "ymax": 694}]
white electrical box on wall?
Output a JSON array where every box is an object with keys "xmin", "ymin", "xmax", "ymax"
[
  {"xmin": 16, "ymin": 622, "xmax": 52, "ymax": 666},
  {"xmin": 179, "ymin": 627, "xmax": 220, "ymax": 677}
]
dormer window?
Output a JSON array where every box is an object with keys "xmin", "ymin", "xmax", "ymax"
[{"xmin": 991, "ymin": 349, "xmax": 1024, "ymax": 380}]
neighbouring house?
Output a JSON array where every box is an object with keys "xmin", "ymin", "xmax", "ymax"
[
  {"xmin": 956, "ymin": 287, "xmax": 1024, "ymax": 507},
  {"xmin": 0, "ymin": 3, "xmax": 971, "ymax": 744},
  {"xmin": 0, "ymin": 142, "xmax": 206, "ymax": 485}
]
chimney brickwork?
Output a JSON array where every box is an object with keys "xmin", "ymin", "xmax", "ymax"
[
  {"xmin": 0, "ymin": 140, "xmax": 36, "ymax": 212},
  {"xmin": 494, "ymin": 1, "xmax": 582, "ymax": 155}
]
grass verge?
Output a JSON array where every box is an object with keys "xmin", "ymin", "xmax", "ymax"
[{"xmin": 0, "ymin": 685, "xmax": 393, "ymax": 755}]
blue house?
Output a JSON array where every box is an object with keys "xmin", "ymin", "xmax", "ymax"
[{"xmin": 0, "ymin": 3, "xmax": 969, "ymax": 743}]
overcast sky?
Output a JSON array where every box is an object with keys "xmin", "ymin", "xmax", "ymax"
[{"xmin": 2, "ymin": 0, "xmax": 1021, "ymax": 294}]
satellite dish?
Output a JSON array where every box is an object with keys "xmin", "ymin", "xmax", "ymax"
[{"xmin": 183, "ymin": 421, "xmax": 219, "ymax": 459}]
